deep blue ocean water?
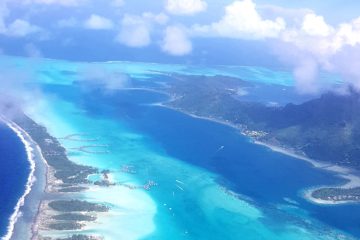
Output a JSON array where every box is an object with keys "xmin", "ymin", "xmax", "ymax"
[
  {"xmin": 0, "ymin": 56, "xmax": 355, "ymax": 239},
  {"xmin": 41, "ymin": 83, "xmax": 360, "ymax": 239},
  {"xmin": 0, "ymin": 124, "xmax": 29, "ymax": 238}
]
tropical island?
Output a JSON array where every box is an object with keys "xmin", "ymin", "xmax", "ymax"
[
  {"xmin": 3, "ymin": 0, "xmax": 360, "ymax": 239},
  {"xmin": 6, "ymin": 113, "xmax": 109, "ymax": 240},
  {"xmin": 1, "ymin": 69, "xmax": 359, "ymax": 240},
  {"xmin": 2, "ymin": 71, "xmax": 359, "ymax": 240},
  {"xmin": 152, "ymin": 74, "xmax": 360, "ymax": 204}
]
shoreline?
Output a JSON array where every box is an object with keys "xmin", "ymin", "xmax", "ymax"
[
  {"xmin": 1, "ymin": 89, "xmax": 358, "ymax": 239},
  {"xmin": 255, "ymin": 141, "xmax": 360, "ymax": 205},
  {"xmin": 0, "ymin": 116, "xmax": 47, "ymax": 240},
  {"xmin": 155, "ymin": 102, "xmax": 360, "ymax": 205},
  {"xmin": 10, "ymin": 114, "xmax": 113, "ymax": 239},
  {"xmin": 153, "ymin": 102, "xmax": 244, "ymax": 131}
]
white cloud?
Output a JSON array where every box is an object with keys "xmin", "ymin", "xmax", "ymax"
[
  {"xmin": 162, "ymin": 26, "xmax": 192, "ymax": 56},
  {"xmin": 0, "ymin": 2, "xmax": 41, "ymax": 38},
  {"xmin": 275, "ymin": 13, "xmax": 360, "ymax": 93},
  {"xmin": 6, "ymin": 19, "xmax": 41, "ymax": 37},
  {"xmin": 335, "ymin": 18, "xmax": 360, "ymax": 47},
  {"xmin": 165, "ymin": 0, "xmax": 207, "ymax": 16},
  {"xmin": 116, "ymin": 12, "xmax": 168, "ymax": 48},
  {"xmin": 281, "ymin": 14, "xmax": 360, "ymax": 60},
  {"xmin": 183, "ymin": 0, "xmax": 360, "ymax": 93},
  {"xmin": 181, "ymin": 2, "xmax": 360, "ymax": 93},
  {"xmin": 84, "ymin": 14, "xmax": 114, "ymax": 30},
  {"xmin": 293, "ymin": 59, "xmax": 321, "ymax": 94},
  {"xmin": 78, "ymin": 66, "xmax": 130, "ymax": 92},
  {"xmin": 301, "ymin": 13, "xmax": 333, "ymax": 37},
  {"xmin": 116, "ymin": 14, "xmax": 151, "ymax": 47},
  {"xmin": 192, "ymin": 0, "xmax": 286, "ymax": 39}
]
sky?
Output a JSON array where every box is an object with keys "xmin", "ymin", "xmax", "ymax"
[{"xmin": 2, "ymin": 0, "xmax": 360, "ymax": 94}]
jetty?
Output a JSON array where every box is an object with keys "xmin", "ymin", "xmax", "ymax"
[
  {"xmin": 69, "ymin": 145, "xmax": 110, "ymax": 154},
  {"xmin": 58, "ymin": 133, "xmax": 99, "ymax": 142}
]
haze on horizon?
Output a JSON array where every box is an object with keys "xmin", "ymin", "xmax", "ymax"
[
  {"xmin": 1, "ymin": 0, "xmax": 360, "ymax": 95},
  {"xmin": 3, "ymin": 2, "xmax": 360, "ymax": 240}
]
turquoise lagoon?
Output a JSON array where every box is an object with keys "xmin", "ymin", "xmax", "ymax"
[{"xmin": 5, "ymin": 56, "xmax": 360, "ymax": 239}]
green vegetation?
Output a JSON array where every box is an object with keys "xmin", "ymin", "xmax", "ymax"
[
  {"xmin": 312, "ymin": 187, "xmax": 360, "ymax": 202},
  {"xmin": 164, "ymin": 75, "xmax": 360, "ymax": 170},
  {"xmin": 160, "ymin": 75, "xmax": 360, "ymax": 202},
  {"xmin": 48, "ymin": 222, "xmax": 85, "ymax": 231},
  {"xmin": 40, "ymin": 235, "xmax": 101, "ymax": 240},
  {"xmin": 11, "ymin": 114, "xmax": 110, "ymax": 238},
  {"xmin": 49, "ymin": 200, "xmax": 109, "ymax": 212},
  {"xmin": 94, "ymin": 180, "xmax": 115, "ymax": 187},
  {"xmin": 13, "ymin": 115, "xmax": 98, "ymax": 184},
  {"xmin": 58, "ymin": 187, "xmax": 89, "ymax": 193}
]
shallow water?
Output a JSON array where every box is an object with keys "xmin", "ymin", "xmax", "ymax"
[
  {"xmin": 26, "ymin": 83, "xmax": 358, "ymax": 239},
  {"xmin": 0, "ymin": 56, "xmax": 358, "ymax": 240}
]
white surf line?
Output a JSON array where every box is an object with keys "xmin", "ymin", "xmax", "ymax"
[
  {"xmin": 176, "ymin": 185, "xmax": 185, "ymax": 191},
  {"xmin": 0, "ymin": 117, "xmax": 35, "ymax": 240},
  {"xmin": 0, "ymin": 116, "xmax": 47, "ymax": 240}
]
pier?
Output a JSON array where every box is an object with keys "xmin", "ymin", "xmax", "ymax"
[
  {"xmin": 58, "ymin": 133, "xmax": 99, "ymax": 142},
  {"xmin": 69, "ymin": 145, "xmax": 110, "ymax": 154},
  {"xmin": 118, "ymin": 180, "xmax": 158, "ymax": 191}
]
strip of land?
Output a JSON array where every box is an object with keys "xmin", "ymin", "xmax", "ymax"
[
  {"xmin": 151, "ymin": 74, "xmax": 360, "ymax": 205},
  {"xmin": 4, "ymin": 113, "xmax": 110, "ymax": 240}
]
